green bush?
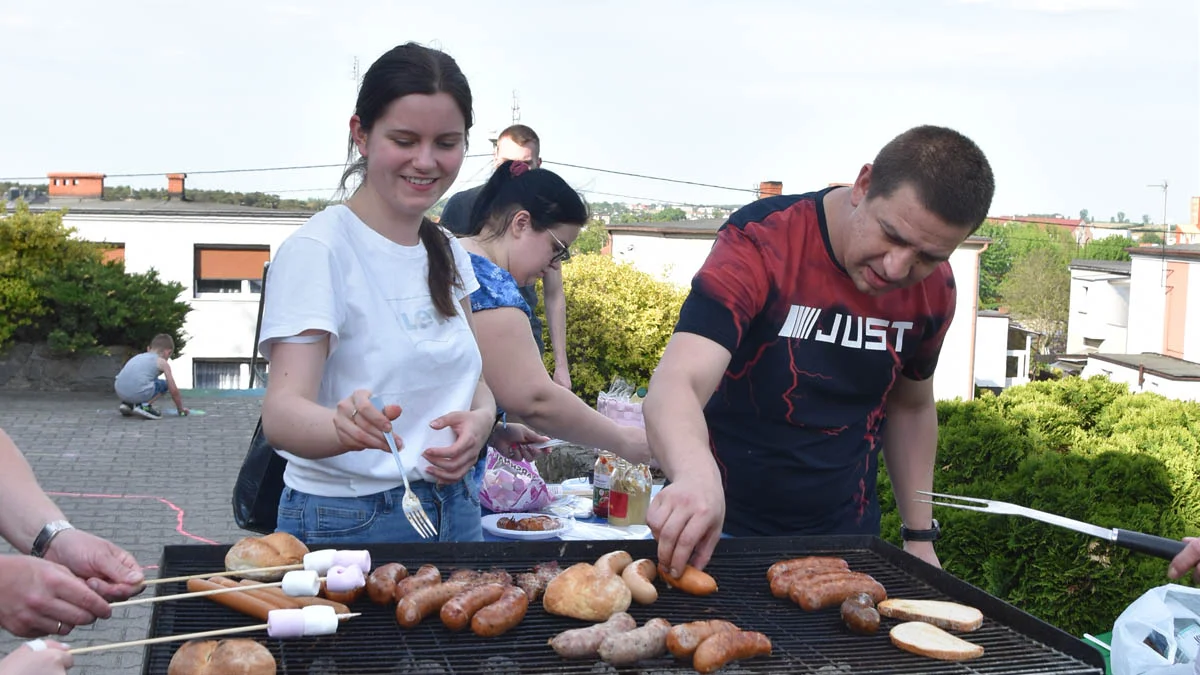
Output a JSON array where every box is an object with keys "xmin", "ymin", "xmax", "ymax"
[
  {"xmin": 538, "ymin": 254, "xmax": 687, "ymax": 404},
  {"xmin": 0, "ymin": 202, "xmax": 190, "ymax": 355},
  {"xmin": 879, "ymin": 376, "xmax": 1200, "ymax": 637}
]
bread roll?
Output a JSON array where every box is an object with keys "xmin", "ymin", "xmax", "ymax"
[
  {"xmin": 877, "ymin": 598, "xmax": 983, "ymax": 632},
  {"xmin": 168, "ymin": 639, "xmax": 276, "ymax": 675},
  {"xmin": 225, "ymin": 532, "xmax": 309, "ymax": 581},
  {"xmin": 889, "ymin": 621, "xmax": 984, "ymax": 661},
  {"xmin": 543, "ymin": 562, "xmax": 631, "ymax": 622}
]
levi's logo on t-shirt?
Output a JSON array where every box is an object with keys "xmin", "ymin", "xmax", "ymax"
[
  {"xmin": 396, "ymin": 306, "xmax": 451, "ymax": 332},
  {"xmin": 778, "ymin": 304, "xmax": 914, "ymax": 352}
]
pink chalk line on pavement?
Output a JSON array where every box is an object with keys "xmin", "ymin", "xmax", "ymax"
[{"xmin": 46, "ymin": 491, "xmax": 220, "ymax": 551}]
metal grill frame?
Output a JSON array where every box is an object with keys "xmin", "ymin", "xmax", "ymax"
[{"xmin": 140, "ymin": 536, "xmax": 1106, "ymax": 674}]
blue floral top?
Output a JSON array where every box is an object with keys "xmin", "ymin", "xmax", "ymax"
[{"xmin": 469, "ymin": 253, "xmax": 532, "ymax": 319}]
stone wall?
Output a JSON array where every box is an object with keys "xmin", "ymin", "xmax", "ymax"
[{"xmin": 0, "ymin": 343, "xmax": 135, "ymax": 392}]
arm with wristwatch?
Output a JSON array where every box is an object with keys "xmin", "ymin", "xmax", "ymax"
[{"xmin": 0, "ymin": 428, "xmax": 144, "ymax": 640}]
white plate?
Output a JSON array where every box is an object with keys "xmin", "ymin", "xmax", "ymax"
[{"xmin": 482, "ymin": 513, "xmax": 571, "ymax": 541}]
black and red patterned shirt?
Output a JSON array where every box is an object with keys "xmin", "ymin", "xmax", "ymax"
[{"xmin": 674, "ymin": 187, "xmax": 956, "ymax": 537}]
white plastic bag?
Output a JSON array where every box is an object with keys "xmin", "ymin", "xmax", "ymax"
[{"xmin": 1111, "ymin": 583, "xmax": 1200, "ymax": 675}]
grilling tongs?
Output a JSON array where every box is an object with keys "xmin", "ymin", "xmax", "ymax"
[{"xmin": 917, "ymin": 491, "xmax": 1186, "ymax": 560}]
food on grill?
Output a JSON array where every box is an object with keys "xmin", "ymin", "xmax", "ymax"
[
  {"xmin": 224, "ymin": 532, "xmax": 309, "ymax": 581},
  {"xmin": 280, "ymin": 570, "xmax": 322, "ymax": 597},
  {"xmin": 366, "ymin": 563, "xmax": 408, "ymax": 604},
  {"xmin": 396, "ymin": 581, "xmax": 468, "ymax": 628},
  {"xmin": 621, "ymin": 558, "xmax": 658, "ymax": 605},
  {"xmin": 186, "ymin": 578, "xmax": 279, "ymax": 621},
  {"xmin": 877, "ymin": 599, "xmax": 983, "ymax": 632},
  {"xmin": 889, "ymin": 621, "xmax": 985, "ymax": 661},
  {"xmin": 514, "ymin": 560, "xmax": 561, "ymax": 601},
  {"xmin": 766, "ymin": 556, "xmax": 849, "ymax": 583},
  {"xmin": 692, "ymin": 630, "xmax": 773, "ymax": 674},
  {"xmin": 471, "ymin": 585, "xmax": 530, "ymax": 637},
  {"xmin": 841, "ymin": 592, "xmax": 881, "ymax": 635},
  {"xmin": 496, "ymin": 515, "xmax": 560, "ymax": 531},
  {"xmin": 788, "ymin": 570, "xmax": 887, "ymax": 611},
  {"xmin": 543, "ymin": 561, "xmax": 632, "ymax": 621},
  {"xmin": 393, "ymin": 564, "xmax": 441, "ymax": 600},
  {"xmin": 658, "ymin": 563, "xmax": 718, "ymax": 596},
  {"xmin": 597, "ymin": 617, "xmax": 672, "ymax": 665},
  {"xmin": 320, "ymin": 565, "xmax": 366, "ymax": 604},
  {"xmin": 266, "ymin": 606, "xmax": 340, "ymax": 638},
  {"xmin": 665, "ymin": 619, "xmax": 740, "ymax": 659},
  {"xmin": 254, "ymin": 584, "xmax": 350, "ymax": 614},
  {"xmin": 596, "ymin": 550, "xmax": 634, "ymax": 575},
  {"xmin": 548, "ymin": 611, "xmax": 638, "ymax": 658},
  {"xmin": 440, "ymin": 582, "xmax": 507, "ymax": 632},
  {"xmin": 167, "ymin": 638, "xmax": 276, "ymax": 675}
]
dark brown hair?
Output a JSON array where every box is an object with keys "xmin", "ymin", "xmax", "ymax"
[
  {"xmin": 338, "ymin": 42, "xmax": 473, "ymax": 318},
  {"xmin": 469, "ymin": 161, "xmax": 588, "ymax": 239}
]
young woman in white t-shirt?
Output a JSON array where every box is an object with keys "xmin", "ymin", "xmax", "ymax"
[{"xmin": 257, "ymin": 43, "xmax": 536, "ymax": 544}]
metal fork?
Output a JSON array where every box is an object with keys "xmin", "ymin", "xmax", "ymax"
[
  {"xmin": 370, "ymin": 396, "xmax": 436, "ymax": 539},
  {"xmin": 916, "ymin": 490, "xmax": 1185, "ymax": 560}
]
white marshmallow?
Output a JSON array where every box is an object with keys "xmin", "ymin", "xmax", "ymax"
[
  {"xmin": 266, "ymin": 609, "xmax": 306, "ymax": 638},
  {"xmin": 303, "ymin": 549, "xmax": 337, "ymax": 574},
  {"xmin": 281, "ymin": 570, "xmax": 321, "ymax": 597},
  {"xmin": 301, "ymin": 604, "xmax": 339, "ymax": 636}
]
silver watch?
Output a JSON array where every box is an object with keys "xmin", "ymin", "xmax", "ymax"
[{"xmin": 30, "ymin": 520, "xmax": 75, "ymax": 558}]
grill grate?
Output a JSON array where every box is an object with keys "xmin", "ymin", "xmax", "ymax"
[{"xmin": 140, "ymin": 536, "xmax": 1104, "ymax": 674}]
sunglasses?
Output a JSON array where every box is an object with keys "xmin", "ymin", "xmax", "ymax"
[{"xmin": 547, "ymin": 229, "xmax": 571, "ymax": 264}]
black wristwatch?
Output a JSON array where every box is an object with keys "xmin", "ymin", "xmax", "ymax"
[{"xmin": 901, "ymin": 519, "xmax": 940, "ymax": 542}]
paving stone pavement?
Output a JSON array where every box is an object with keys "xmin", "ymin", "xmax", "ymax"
[{"xmin": 0, "ymin": 390, "xmax": 264, "ymax": 674}]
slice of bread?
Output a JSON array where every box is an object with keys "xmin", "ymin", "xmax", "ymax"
[
  {"xmin": 890, "ymin": 621, "xmax": 985, "ymax": 661},
  {"xmin": 877, "ymin": 598, "xmax": 984, "ymax": 632}
]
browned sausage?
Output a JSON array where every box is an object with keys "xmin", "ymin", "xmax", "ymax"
[
  {"xmin": 548, "ymin": 612, "xmax": 637, "ymax": 658},
  {"xmin": 440, "ymin": 583, "xmax": 506, "ymax": 632},
  {"xmin": 766, "ymin": 556, "xmax": 848, "ymax": 582},
  {"xmin": 597, "ymin": 617, "xmax": 672, "ymax": 665},
  {"xmin": 841, "ymin": 592, "xmax": 881, "ymax": 635},
  {"xmin": 693, "ymin": 630, "xmax": 773, "ymax": 673},
  {"xmin": 790, "ymin": 571, "xmax": 887, "ymax": 611},
  {"xmin": 470, "ymin": 586, "xmax": 529, "ymax": 638},
  {"xmin": 770, "ymin": 566, "xmax": 855, "ymax": 599},
  {"xmin": 447, "ymin": 569, "xmax": 481, "ymax": 584},
  {"xmin": 396, "ymin": 581, "xmax": 467, "ymax": 628},
  {"xmin": 255, "ymin": 585, "xmax": 351, "ymax": 615},
  {"xmin": 320, "ymin": 580, "xmax": 364, "ymax": 606},
  {"xmin": 186, "ymin": 578, "xmax": 278, "ymax": 622},
  {"xmin": 206, "ymin": 577, "xmax": 300, "ymax": 610},
  {"xmin": 657, "ymin": 564, "xmax": 718, "ymax": 596},
  {"xmin": 367, "ymin": 563, "xmax": 408, "ymax": 604},
  {"xmin": 666, "ymin": 619, "xmax": 740, "ymax": 659},
  {"xmin": 393, "ymin": 564, "xmax": 440, "ymax": 601}
]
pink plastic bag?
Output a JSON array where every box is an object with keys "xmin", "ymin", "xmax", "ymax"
[{"xmin": 479, "ymin": 448, "xmax": 553, "ymax": 513}]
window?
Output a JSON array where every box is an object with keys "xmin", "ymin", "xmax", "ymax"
[
  {"xmin": 1005, "ymin": 356, "xmax": 1020, "ymax": 379},
  {"xmin": 194, "ymin": 246, "xmax": 269, "ymax": 296},
  {"xmin": 193, "ymin": 359, "xmax": 266, "ymax": 389}
]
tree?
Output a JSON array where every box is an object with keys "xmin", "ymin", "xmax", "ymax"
[
  {"xmin": 1140, "ymin": 231, "xmax": 1164, "ymax": 245},
  {"xmin": 572, "ymin": 221, "xmax": 609, "ymax": 255},
  {"xmin": 1079, "ymin": 208, "xmax": 1089, "ymax": 222},
  {"xmin": 1116, "ymin": 211, "xmax": 1127, "ymax": 223},
  {"xmin": 654, "ymin": 207, "xmax": 687, "ymax": 222},
  {"xmin": 1079, "ymin": 236, "xmax": 1134, "ymax": 262},
  {"xmin": 999, "ymin": 246, "xmax": 1071, "ymax": 353},
  {"xmin": 1142, "ymin": 214, "xmax": 1152, "ymax": 226}
]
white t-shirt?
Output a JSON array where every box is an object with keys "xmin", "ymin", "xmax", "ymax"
[{"xmin": 259, "ymin": 204, "xmax": 482, "ymax": 497}]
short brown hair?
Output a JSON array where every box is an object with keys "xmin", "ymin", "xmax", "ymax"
[
  {"xmin": 150, "ymin": 334, "xmax": 175, "ymax": 352},
  {"xmin": 866, "ymin": 125, "xmax": 995, "ymax": 232},
  {"xmin": 497, "ymin": 124, "xmax": 540, "ymax": 155}
]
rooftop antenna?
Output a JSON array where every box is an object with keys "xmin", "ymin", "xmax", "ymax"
[
  {"xmin": 352, "ymin": 56, "xmax": 362, "ymax": 93},
  {"xmin": 511, "ymin": 90, "xmax": 521, "ymax": 124},
  {"xmin": 1147, "ymin": 179, "xmax": 1168, "ymax": 226},
  {"xmin": 1147, "ymin": 179, "xmax": 1169, "ymax": 287}
]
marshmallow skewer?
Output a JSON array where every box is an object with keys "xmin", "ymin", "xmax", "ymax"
[
  {"xmin": 141, "ymin": 549, "xmax": 372, "ymax": 586},
  {"xmin": 110, "ymin": 571, "xmax": 326, "ymax": 608},
  {"xmin": 66, "ymin": 609, "xmax": 361, "ymax": 655}
]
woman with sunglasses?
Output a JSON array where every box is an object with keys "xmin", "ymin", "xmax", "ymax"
[{"xmin": 459, "ymin": 160, "xmax": 651, "ymax": 464}]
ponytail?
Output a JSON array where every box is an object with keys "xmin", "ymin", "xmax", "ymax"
[
  {"xmin": 469, "ymin": 160, "xmax": 588, "ymax": 239},
  {"xmin": 419, "ymin": 218, "xmax": 461, "ymax": 318}
]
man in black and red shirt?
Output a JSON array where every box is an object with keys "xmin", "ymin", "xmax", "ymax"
[{"xmin": 645, "ymin": 125, "xmax": 995, "ymax": 577}]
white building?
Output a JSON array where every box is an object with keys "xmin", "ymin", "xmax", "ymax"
[
  {"xmin": 973, "ymin": 310, "xmax": 1037, "ymax": 391},
  {"xmin": 25, "ymin": 173, "xmax": 311, "ymax": 389},
  {"xmin": 1081, "ymin": 353, "xmax": 1200, "ymax": 402},
  {"xmin": 1066, "ymin": 259, "xmax": 1130, "ymax": 354},
  {"xmin": 606, "ymin": 218, "xmax": 990, "ymax": 402}
]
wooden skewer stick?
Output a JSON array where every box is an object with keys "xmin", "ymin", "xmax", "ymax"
[
  {"xmin": 68, "ymin": 613, "xmax": 361, "ymax": 655},
  {"xmin": 141, "ymin": 564, "xmax": 304, "ymax": 587},
  {"xmin": 110, "ymin": 577, "xmax": 326, "ymax": 608}
]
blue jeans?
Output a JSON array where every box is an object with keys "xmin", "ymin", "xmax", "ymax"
[{"xmin": 276, "ymin": 466, "xmax": 484, "ymax": 545}]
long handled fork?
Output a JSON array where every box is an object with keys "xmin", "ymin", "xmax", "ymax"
[{"xmin": 916, "ymin": 490, "xmax": 1186, "ymax": 560}]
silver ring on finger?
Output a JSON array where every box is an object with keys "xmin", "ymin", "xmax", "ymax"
[
  {"xmin": 56, "ymin": 620, "xmax": 63, "ymax": 634},
  {"xmin": 350, "ymin": 407, "xmax": 358, "ymax": 420}
]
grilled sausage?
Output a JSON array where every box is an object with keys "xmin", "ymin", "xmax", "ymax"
[
  {"xmin": 665, "ymin": 619, "xmax": 740, "ymax": 659},
  {"xmin": 548, "ymin": 612, "xmax": 638, "ymax": 659},
  {"xmin": 367, "ymin": 563, "xmax": 408, "ymax": 604},
  {"xmin": 596, "ymin": 550, "xmax": 633, "ymax": 575},
  {"xmin": 693, "ymin": 630, "xmax": 773, "ymax": 673},
  {"xmin": 597, "ymin": 617, "xmax": 672, "ymax": 665},
  {"xmin": 393, "ymin": 564, "xmax": 440, "ymax": 601},
  {"xmin": 396, "ymin": 581, "xmax": 467, "ymax": 628},
  {"xmin": 841, "ymin": 592, "xmax": 881, "ymax": 635},
  {"xmin": 658, "ymin": 564, "xmax": 718, "ymax": 596},
  {"xmin": 766, "ymin": 556, "xmax": 849, "ymax": 582},
  {"xmin": 470, "ymin": 586, "xmax": 529, "ymax": 638},
  {"xmin": 621, "ymin": 559, "xmax": 658, "ymax": 605},
  {"xmin": 185, "ymin": 578, "xmax": 278, "ymax": 621},
  {"xmin": 790, "ymin": 571, "xmax": 887, "ymax": 611},
  {"xmin": 440, "ymin": 583, "xmax": 506, "ymax": 632},
  {"xmin": 243, "ymin": 582, "xmax": 351, "ymax": 615},
  {"xmin": 226, "ymin": 578, "xmax": 304, "ymax": 609}
]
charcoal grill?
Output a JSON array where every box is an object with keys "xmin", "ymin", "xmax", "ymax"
[{"xmin": 140, "ymin": 536, "xmax": 1105, "ymax": 674}]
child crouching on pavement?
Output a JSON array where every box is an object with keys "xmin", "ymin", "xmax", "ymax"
[{"xmin": 113, "ymin": 334, "xmax": 189, "ymax": 420}]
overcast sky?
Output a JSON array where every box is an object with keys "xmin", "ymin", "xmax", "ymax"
[{"xmin": 2, "ymin": 0, "xmax": 1197, "ymax": 223}]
